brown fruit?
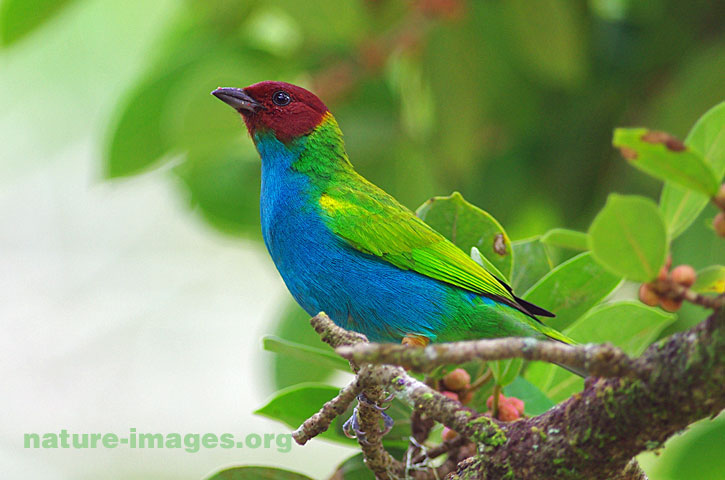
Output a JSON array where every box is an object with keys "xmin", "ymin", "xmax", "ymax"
[
  {"xmin": 714, "ymin": 212, "xmax": 725, "ymax": 238},
  {"xmin": 660, "ymin": 297, "xmax": 683, "ymax": 312},
  {"xmin": 442, "ymin": 426, "xmax": 458, "ymax": 441},
  {"xmin": 671, "ymin": 265, "xmax": 696, "ymax": 288},
  {"xmin": 442, "ymin": 368, "xmax": 471, "ymax": 391},
  {"xmin": 657, "ymin": 255, "xmax": 673, "ymax": 281},
  {"xmin": 639, "ymin": 283, "xmax": 660, "ymax": 307},
  {"xmin": 713, "ymin": 184, "xmax": 725, "ymax": 210},
  {"xmin": 459, "ymin": 390, "xmax": 474, "ymax": 405}
]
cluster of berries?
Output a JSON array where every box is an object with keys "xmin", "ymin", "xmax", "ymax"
[
  {"xmin": 638, "ymin": 257, "xmax": 696, "ymax": 312},
  {"xmin": 486, "ymin": 394, "xmax": 525, "ymax": 422},
  {"xmin": 440, "ymin": 368, "xmax": 471, "ymax": 441},
  {"xmin": 440, "ymin": 368, "xmax": 473, "ymax": 404},
  {"xmin": 439, "ymin": 368, "xmax": 526, "ymax": 441}
]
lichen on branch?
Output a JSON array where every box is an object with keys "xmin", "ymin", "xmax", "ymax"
[{"xmin": 298, "ymin": 309, "xmax": 725, "ymax": 479}]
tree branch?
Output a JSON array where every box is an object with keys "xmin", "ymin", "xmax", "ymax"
[
  {"xmin": 292, "ymin": 378, "xmax": 362, "ymax": 445},
  {"xmin": 298, "ymin": 309, "xmax": 724, "ymax": 479},
  {"xmin": 449, "ymin": 307, "xmax": 725, "ymax": 479},
  {"xmin": 337, "ymin": 337, "xmax": 642, "ymax": 378}
]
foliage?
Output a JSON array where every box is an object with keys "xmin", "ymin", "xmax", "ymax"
[
  {"xmin": 4, "ymin": 0, "xmax": 723, "ymax": 478},
  {"xmin": 255, "ymin": 101, "xmax": 724, "ymax": 479}
]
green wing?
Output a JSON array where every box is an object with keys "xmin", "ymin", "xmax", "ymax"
[{"xmin": 318, "ymin": 175, "xmax": 517, "ymax": 305}]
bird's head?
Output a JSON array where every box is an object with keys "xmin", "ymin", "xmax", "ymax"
[{"xmin": 212, "ymin": 81, "xmax": 330, "ymax": 144}]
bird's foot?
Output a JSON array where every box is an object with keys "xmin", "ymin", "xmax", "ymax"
[
  {"xmin": 402, "ymin": 334, "xmax": 430, "ymax": 347},
  {"xmin": 342, "ymin": 393, "xmax": 395, "ymax": 443}
]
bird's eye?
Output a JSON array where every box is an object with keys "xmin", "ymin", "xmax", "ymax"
[{"xmin": 272, "ymin": 91, "xmax": 291, "ymax": 106}]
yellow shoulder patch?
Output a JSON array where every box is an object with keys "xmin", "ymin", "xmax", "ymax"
[{"xmin": 319, "ymin": 194, "xmax": 349, "ymax": 214}]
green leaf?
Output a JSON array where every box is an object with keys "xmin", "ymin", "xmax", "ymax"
[
  {"xmin": 206, "ymin": 466, "xmax": 313, "ymax": 480},
  {"xmin": 255, "ymin": 383, "xmax": 410, "ymax": 449},
  {"xmin": 267, "ymin": 301, "xmax": 337, "ymax": 392},
  {"xmin": 568, "ymin": 302, "xmax": 675, "ymax": 356},
  {"xmin": 104, "ymin": 69, "xmax": 182, "ymax": 177},
  {"xmin": 503, "ymin": 376, "xmax": 554, "ymax": 416},
  {"xmin": 692, "ymin": 266, "xmax": 725, "ymax": 294},
  {"xmin": 613, "ymin": 128, "xmax": 719, "ymax": 196},
  {"xmin": 660, "ymin": 102, "xmax": 725, "ymax": 238},
  {"xmin": 523, "ymin": 252, "xmax": 621, "ymax": 331},
  {"xmin": 490, "ymin": 358, "xmax": 523, "ymax": 388},
  {"xmin": 331, "ymin": 454, "xmax": 375, "ymax": 480},
  {"xmin": 0, "ymin": 0, "xmax": 75, "ymax": 46},
  {"xmin": 667, "ymin": 418, "xmax": 725, "ymax": 480},
  {"xmin": 510, "ymin": 237, "xmax": 556, "ymax": 293},
  {"xmin": 588, "ymin": 194, "xmax": 668, "ymax": 282},
  {"xmin": 526, "ymin": 301, "xmax": 675, "ymax": 402},
  {"xmin": 174, "ymin": 150, "xmax": 261, "ymax": 236},
  {"xmin": 262, "ymin": 335, "xmax": 350, "ymax": 372},
  {"xmin": 470, "ymin": 246, "xmax": 506, "ymax": 282},
  {"xmin": 540, "ymin": 228, "xmax": 588, "ymax": 251},
  {"xmin": 417, "ymin": 191, "xmax": 513, "ymax": 281},
  {"xmin": 256, "ymin": 383, "xmax": 356, "ymax": 447},
  {"xmin": 331, "ymin": 448, "xmax": 407, "ymax": 480}
]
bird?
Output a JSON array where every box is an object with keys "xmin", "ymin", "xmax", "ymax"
[{"xmin": 211, "ymin": 81, "xmax": 575, "ymax": 351}]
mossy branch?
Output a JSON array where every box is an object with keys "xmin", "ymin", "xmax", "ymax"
[{"xmin": 298, "ymin": 309, "xmax": 724, "ymax": 479}]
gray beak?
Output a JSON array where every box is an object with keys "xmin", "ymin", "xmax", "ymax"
[{"xmin": 211, "ymin": 87, "xmax": 263, "ymax": 113}]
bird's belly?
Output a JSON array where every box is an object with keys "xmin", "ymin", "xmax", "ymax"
[{"xmin": 262, "ymin": 208, "xmax": 452, "ymax": 342}]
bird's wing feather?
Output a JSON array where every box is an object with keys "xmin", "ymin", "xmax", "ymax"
[{"xmin": 318, "ymin": 176, "xmax": 516, "ymax": 304}]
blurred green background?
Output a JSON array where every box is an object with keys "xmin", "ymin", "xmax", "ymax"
[{"xmin": 1, "ymin": 0, "xmax": 723, "ymax": 478}]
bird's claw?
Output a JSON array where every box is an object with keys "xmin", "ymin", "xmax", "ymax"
[
  {"xmin": 342, "ymin": 394, "xmax": 395, "ymax": 443},
  {"xmin": 342, "ymin": 406, "xmax": 367, "ymax": 442},
  {"xmin": 381, "ymin": 409, "xmax": 394, "ymax": 435},
  {"xmin": 357, "ymin": 392, "xmax": 394, "ymax": 411}
]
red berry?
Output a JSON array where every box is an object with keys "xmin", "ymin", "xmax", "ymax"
[
  {"xmin": 443, "ymin": 368, "xmax": 471, "ymax": 391},
  {"xmin": 486, "ymin": 393, "xmax": 502, "ymax": 410},
  {"xmin": 639, "ymin": 283, "xmax": 660, "ymax": 307},
  {"xmin": 714, "ymin": 212, "xmax": 725, "ymax": 238},
  {"xmin": 497, "ymin": 403, "xmax": 521, "ymax": 422},
  {"xmin": 442, "ymin": 391, "xmax": 459, "ymax": 402},
  {"xmin": 508, "ymin": 396, "xmax": 525, "ymax": 415},
  {"xmin": 671, "ymin": 265, "xmax": 696, "ymax": 288}
]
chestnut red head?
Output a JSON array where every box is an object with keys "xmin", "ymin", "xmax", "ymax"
[{"xmin": 212, "ymin": 81, "xmax": 329, "ymax": 143}]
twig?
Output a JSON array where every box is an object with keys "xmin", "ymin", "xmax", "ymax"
[
  {"xmin": 462, "ymin": 368, "xmax": 493, "ymax": 397},
  {"xmin": 300, "ymin": 309, "xmax": 723, "ymax": 479},
  {"xmin": 354, "ymin": 380, "xmax": 399, "ymax": 479},
  {"xmin": 490, "ymin": 384, "xmax": 501, "ymax": 419},
  {"xmin": 337, "ymin": 338, "xmax": 641, "ymax": 378},
  {"xmin": 654, "ymin": 278, "xmax": 725, "ymax": 310},
  {"xmin": 292, "ymin": 378, "xmax": 362, "ymax": 445},
  {"xmin": 311, "ymin": 312, "xmax": 368, "ymax": 348},
  {"xmin": 447, "ymin": 308, "xmax": 724, "ymax": 479},
  {"xmin": 304, "ymin": 313, "xmax": 458, "ymax": 479},
  {"xmin": 411, "ymin": 435, "xmax": 467, "ymax": 464}
]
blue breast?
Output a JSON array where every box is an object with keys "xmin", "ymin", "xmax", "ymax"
[{"xmin": 256, "ymin": 135, "xmax": 450, "ymax": 342}]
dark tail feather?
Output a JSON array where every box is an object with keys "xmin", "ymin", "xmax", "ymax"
[
  {"xmin": 553, "ymin": 361, "xmax": 588, "ymax": 378},
  {"xmin": 488, "ymin": 272, "xmax": 555, "ymax": 318},
  {"xmin": 515, "ymin": 295, "xmax": 555, "ymax": 318}
]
